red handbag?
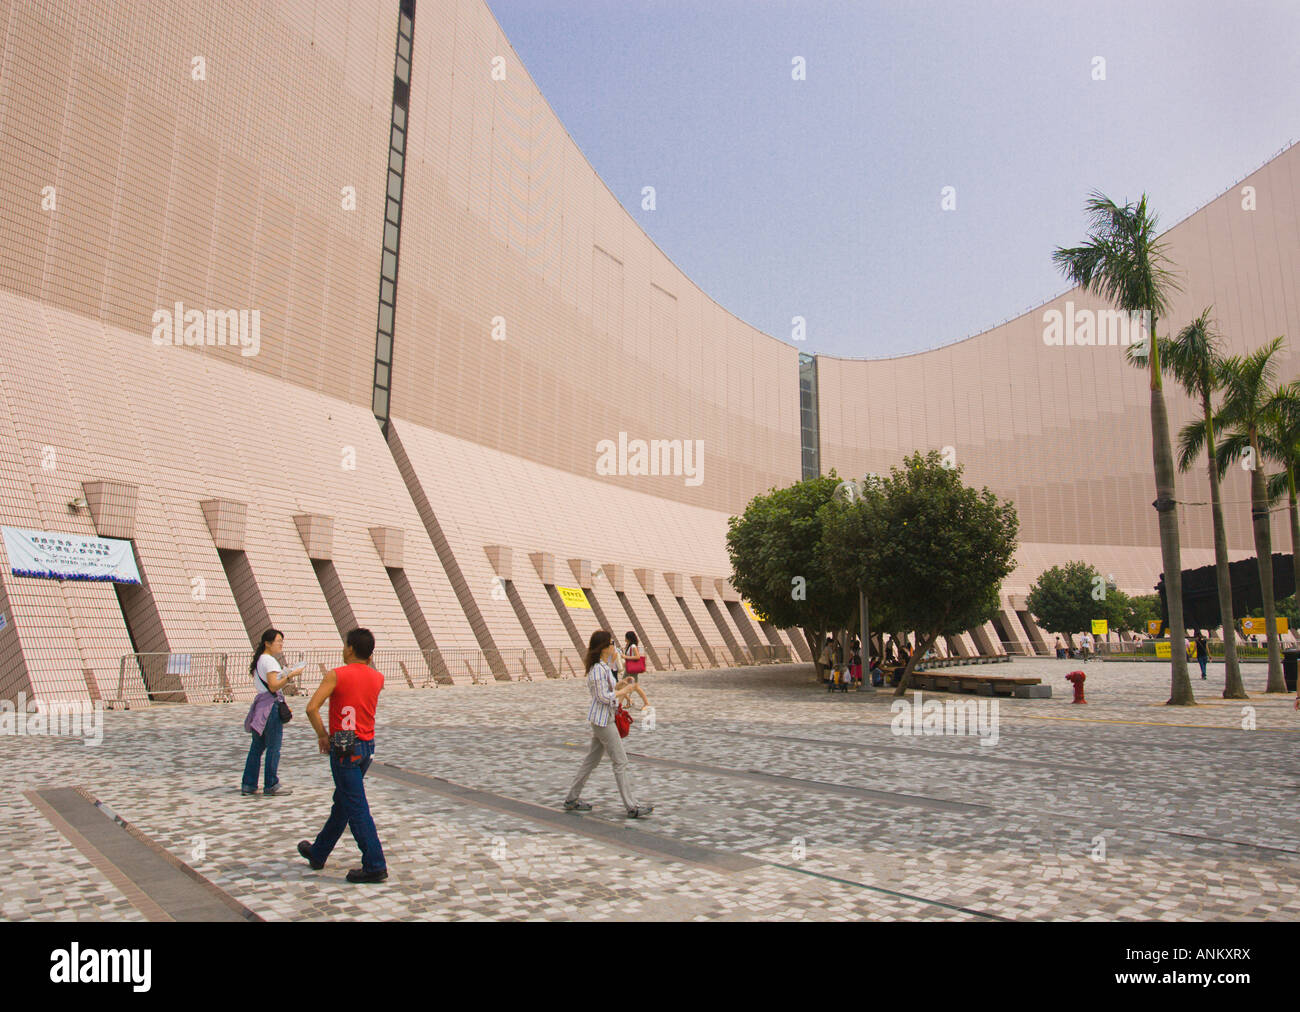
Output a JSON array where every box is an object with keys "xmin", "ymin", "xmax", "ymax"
[
  {"xmin": 614, "ymin": 705, "xmax": 632, "ymax": 738},
  {"xmin": 625, "ymin": 655, "xmax": 646, "ymax": 675}
]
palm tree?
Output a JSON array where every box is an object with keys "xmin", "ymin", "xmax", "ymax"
[
  {"xmin": 1213, "ymin": 338, "xmax": 1289, "ymax": 692},
  {"xmin": 1166, "ymin": 310, "xmax": 1246, "ymax": 698},
  {"xmin": 1260, "ymin": 380, "xmax": 1300, "ymax": 621},
  {"xmin": 1053, "ymin": 193, "xmax": 1193, "ymax": 705}
]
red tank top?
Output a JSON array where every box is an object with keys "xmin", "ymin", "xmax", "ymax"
[{"xmin": 328, "ymin": 662, "xmax": 384, "ymax": 740}]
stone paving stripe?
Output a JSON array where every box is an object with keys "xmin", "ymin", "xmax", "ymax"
[
  {"xmin": 598, "ymin": 747, "xmax": 989, "ymax": 813},
  {"xmin": 1009, "ymin": 714, "xmax": 1300, "ymax": 732},
  {"xmin": 371, "ymin": 762, "xmax": 763, "ymax": 872},
  {"xmin": 28, "ymin": 788, "xmax": 258, "ymax": 922},
  {"xmin": 729, "ymin": 730, "xmax": 1116, "ymax": 775},
  {"xmin": 766, "ymin": 862, "xmax": 1011, "ymax": 922},
  {"xmin": 23, "ymin": 790, "xmax": 172, "ymax": 922}
]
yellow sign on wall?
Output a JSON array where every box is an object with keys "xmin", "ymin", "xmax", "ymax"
[
  {"xmin": 556, "ymin": 586, "xmax": 592, "ymax": 610},
  {"xmin": 1155, "ymin": 642, "xmax": 1172, "ymax": 658},
  {"xmin": 1147, "ymin": 620, "xmax": 1162, "ymax": 636},
  {"xmin": 743, "ymin": 600, "xmax": 767, "ymax": 624},
  {"xmin": 1091, "ymin": 619, "xmax": 1108, "ymax": 635}
]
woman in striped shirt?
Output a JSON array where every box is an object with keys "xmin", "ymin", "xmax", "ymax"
[{"xmin": 563, "ymin": 629, "xmax": 653, "ymax": 818}]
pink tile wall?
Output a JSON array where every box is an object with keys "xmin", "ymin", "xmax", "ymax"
[
  {"xmin": 0, "ymin": 0, "xmax": 398, "ymax": 408},
  {"xmin": 0, "ymin": 289, "xmax": 480, "ymax": 700},
  {"xmin": 391, "ymin": 0, "xmax": 803, "ymax": 518}
]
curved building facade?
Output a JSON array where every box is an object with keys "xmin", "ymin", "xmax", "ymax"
[{"xmin": 0, "ymin": 0, "xmax": 1294, "ymax": 701}]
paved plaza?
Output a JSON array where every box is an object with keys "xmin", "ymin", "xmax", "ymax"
[{"xmin": 5, "ymin": 658, "xmax": 1298, "ymax": 921}]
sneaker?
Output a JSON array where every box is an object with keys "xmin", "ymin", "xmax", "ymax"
[
  {"xmin": 264, "ymin": 784, "xmax": 293, "ymax": 797},
  {"xmin": 563, "ymin": 799, "xmax": 592, "ymax": 811},
  {"xmin": 240, "ymin": 787, "xmax": 259, "ymax": 796},
  {"xmin": 627, "ymin": 804, "xmax": 654, "ymax": 818},
  {"xmin": 297, "ymin": 840, "xmax": 324, "ymax": 870},
  {"xmin": 346, "ymin": 867, "xmax": 388, "ymax": 884}
]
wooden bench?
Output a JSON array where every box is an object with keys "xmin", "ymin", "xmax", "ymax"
[{"xmin": 911, "ymin": 672, "xmax": 1049, "ymax": 698}]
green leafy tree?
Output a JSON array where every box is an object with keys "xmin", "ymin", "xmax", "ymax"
[
  {"xmin": 1102, "ymin": 587, "xmax": 1132, "ymax": 637},
  {"xmin": 1025, "ymin": 561, "xmax": 1108, "ymax": 640},
  {"xmin": 820, "ymin": 451, "xmax": 1019, "ymax": 696},
  {"xmin": 1162, "ymin": 309, "xmax": 1246, "ymax": 697},
  {"xmin": 726, "ymin": 474, "xmax": 859, "ymax": 676},
  {"xmin": 1053, "ymin": 192, "xmax": 1193, "ymax": 705},
  {"xmin": 1120, "ymin": 593, "xmax": 1162, "ymax": 635},
  {"xmin": 1212, "ymin": 338, "xmax": 1288, "ymax": 692}
]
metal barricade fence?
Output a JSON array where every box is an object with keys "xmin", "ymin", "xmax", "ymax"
[{"xmin": 100, "ymin": 634, "xmax": 809, "ymax": 707}]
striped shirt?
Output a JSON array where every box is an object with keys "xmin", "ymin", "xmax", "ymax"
[{"xmin": 586, "ymin": 661, "xmax": 619, "ymax": 727}]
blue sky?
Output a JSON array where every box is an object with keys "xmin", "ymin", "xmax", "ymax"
[{"xmin": 485, "ymin": 0, "xmax": 1300, "ymax": 360}]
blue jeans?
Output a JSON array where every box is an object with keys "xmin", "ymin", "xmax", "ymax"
[
  {"xmin": 308, "ymin": 738, "xmax": 385, "ymax": 873},
  {"xmin": 242, "ymin": 700, "xmax": 283, "ymax": 792},
  {"xmin": 1198, "ymin": 654, "xmax": 1208, "ymax": 677}
]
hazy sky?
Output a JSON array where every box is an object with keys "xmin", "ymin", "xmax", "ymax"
[{"xmin": 484, "ymin": 0, "xmax": 1299, "ymax": 360}]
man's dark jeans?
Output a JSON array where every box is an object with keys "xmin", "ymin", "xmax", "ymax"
[{"xmin": 308, "ymin": 738, "xmax": 386, "ymax": 873}]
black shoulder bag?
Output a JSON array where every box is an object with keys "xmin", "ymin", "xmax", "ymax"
[{"xmin": 258, "ymin": 670, "xmax": 293, "ymax": 724}]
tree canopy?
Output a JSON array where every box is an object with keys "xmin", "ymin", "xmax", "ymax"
[
  {"xmin": 820, "ymin": 451, "xmax": 1019, "ymax": 694},
  {"xmin": 726, "ymin": 473, "xmax": 859, "ymax": 664}
]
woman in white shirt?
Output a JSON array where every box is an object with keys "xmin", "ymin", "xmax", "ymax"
[
  {"xmin": 241, "ymin": 628, "xmax": 304, "ymax": 797},
  {"xmin": 563, "ymin": 630, "xmax": 653, "ymax": 818}
]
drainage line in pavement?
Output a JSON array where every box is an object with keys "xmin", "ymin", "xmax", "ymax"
[{"xmin": 766, "ymin": 862, "xmax": 1012, "ymax": 922}]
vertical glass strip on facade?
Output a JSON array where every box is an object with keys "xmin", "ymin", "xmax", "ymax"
[
  {"xmin": 799, "ymin": 353, "xmax": 820, "ymax": 480},
  {"xmin": 372, "ymin": 0, "xmax": 416, "ymax": 434}
]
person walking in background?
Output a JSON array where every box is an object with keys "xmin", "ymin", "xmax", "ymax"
[
  {"xmin": 623, "ymin": 630, "xmax": 646, "ymax": 682},
  {"xmin": 564, "ymin": 630, "xmax": 653, "ymax": 818},
  {"xmin": 242, "ymin": 628, "xmax": 304, "ymax": 797},
  {"xmin": 1195, "ymin": 630, "xmax": 1208, "ymax": 679},
  {"xmin": 298, "ymin": 628, "xmax": 388, "ymax": 883}
]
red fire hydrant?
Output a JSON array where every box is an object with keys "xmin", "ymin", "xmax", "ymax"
[{"xmin": 1065, "ymin": 669, "xmax": 1086, "ymax": 704}]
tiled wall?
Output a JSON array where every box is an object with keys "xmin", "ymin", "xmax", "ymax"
[
  {"xmin": 388, "ymin": 418, "xmax": 750, "ymax": 669},
  {"xmin": 0, "ymin": 0, "xmax": 399, "ymax": 405},
  {"xmin": 0, "ymin": 291, "xmax": 479, "ymax": 700},
  {"xmin": 390, "ymin": 0, "xmax": 803, "ymax": 515}
]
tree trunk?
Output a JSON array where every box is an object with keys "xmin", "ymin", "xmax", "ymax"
[
  {"xmin": 1248, "ymin": 432, "xmax": 1285, "ymax": 691},
  {"xmin": 1204, "ymin": 399, "xmax": 1246, "ymax": 698},
  {"xmin": 893, "ymin": 630, "xmax": 939, "ymax": 697},
  {"xmin": 805, "ymin": 627, "xmax": 826, "ymax": 681},
  {"xmin": 1149, "ymin": 352, "xmax": 1194, "ymax": 704}
]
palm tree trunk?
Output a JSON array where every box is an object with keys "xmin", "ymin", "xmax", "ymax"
[
  {"xmin": 1289, "ymin": 469, "xmax": 1300, "ymax": 668},
  {"xmin": 1289, "ymin": 468, "xmax": 1300, "ymax": 586},
  {"xmin": 1150, "ymin": 355, "xmax": 1194, "ymax": 704},
  {"xmin": 1204, "ymin": 399, "xmax": 1246, "ymax": 698},
  {"xmin": 1249, "ymin": 432, "xmax": 1285, "ymax": 691}
]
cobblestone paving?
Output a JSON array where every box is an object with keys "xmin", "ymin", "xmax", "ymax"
[{"xmin": 4, "ymin": 658, "xmax": 1298, "ymax": 921}]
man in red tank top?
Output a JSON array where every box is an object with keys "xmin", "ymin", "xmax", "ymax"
[{"xmin": 298, "ymin": 628, "xmax": 388, "ymax": 882}]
